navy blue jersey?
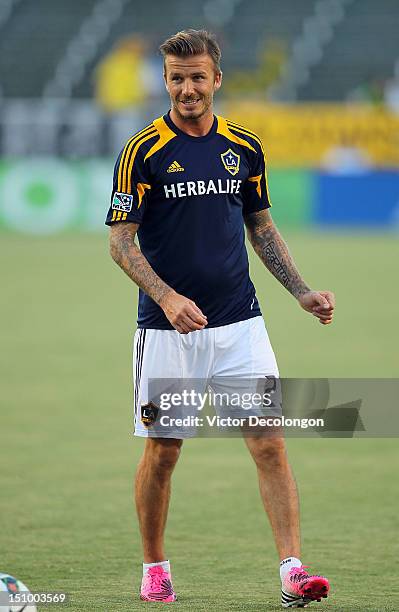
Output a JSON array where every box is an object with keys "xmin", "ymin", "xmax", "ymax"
[{"xmin": 105, "ymin": 112, "xmax": 272, "ymax": 329}]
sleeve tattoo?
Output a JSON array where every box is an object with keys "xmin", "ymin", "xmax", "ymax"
[
  {"xmin": 244, "ymin": 210, "xmax": 310, "ymax": 299},
  {"xmin": 109, "ymin": 222, "xmax": 172, "ymax": 305}
]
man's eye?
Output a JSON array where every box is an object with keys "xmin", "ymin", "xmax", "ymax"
[{"xmin": 172, "ymin": 77, "xmax": 182, "ymax": 82}]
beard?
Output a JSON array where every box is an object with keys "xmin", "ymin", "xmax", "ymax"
[{"xmin": 172, "ymin": 94, "xmax": 213, "ymax": 122}]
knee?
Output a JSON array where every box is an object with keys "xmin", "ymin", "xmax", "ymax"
[
  {"xmin": 249, "ymin": 438, "xmax": 287, "ymax": 469},
  {"xmin": 146, "ymin": 439, "xmax": 183, "ymax": 474}
]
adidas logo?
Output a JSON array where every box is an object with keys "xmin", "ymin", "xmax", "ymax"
[{"xmin": 167, "ymin": 160, "xmax": 185, "ymax": 173}]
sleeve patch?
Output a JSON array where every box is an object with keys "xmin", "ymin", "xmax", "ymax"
[{"xmin": 112, "ymin": 192, "xmax": 133, "ymax": 212}]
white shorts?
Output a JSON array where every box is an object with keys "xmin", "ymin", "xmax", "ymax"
[{"xmin": 133, "ymin": 316, "xmax": 279, "ymax": 438}]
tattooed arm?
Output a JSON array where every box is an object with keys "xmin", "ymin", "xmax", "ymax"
[
  {"xmin": 244, "ymin": 209, "xmax": 335, "ymax": 324},
  {"xmin": 244, "ymin": 209, "xmax": 309, "ymax": 298},
  {"xmin": 109, "ymin": 222, "xmax": 207, "ymax": 334},
  {"xmin": 110, "ymin": 222, "xmax": 171, "ymax": 305}
]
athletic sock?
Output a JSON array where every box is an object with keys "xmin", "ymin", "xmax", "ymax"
[
  {"xmin": 280, "ymin": 557, "xmax": 302, "ymax": 582},
  {"xmin": 143, "ymin": 560, "xmax": 170, "ymax": 577}
]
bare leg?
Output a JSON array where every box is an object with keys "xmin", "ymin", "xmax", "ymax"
[
  {"xmin": 135, "ymin": 438, "xmax": 183, "ymax": 563},
  {"xmin": 245, "ymin": 437, "xmax": 300, "ymax": 560}
]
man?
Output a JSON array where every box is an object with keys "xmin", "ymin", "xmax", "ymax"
[{"xmin": 106, "ymin": 29, "xmax": 334, "ymax": 608}]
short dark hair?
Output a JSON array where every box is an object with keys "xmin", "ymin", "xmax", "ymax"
[{"xmin": 159, "ymin": 29, "xmax": 221, "ymax": 73}]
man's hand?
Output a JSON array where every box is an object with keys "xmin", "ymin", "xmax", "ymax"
[
  {"xmin": 298, "ymin": 291, "xmax": 335, "ymax": 325},
  {"xmin": 159, "ymin": 290, "xmax": 208, "ymax": 334}
]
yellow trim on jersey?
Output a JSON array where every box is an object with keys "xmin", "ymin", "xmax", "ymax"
[
  {"xmin": 226, "ymin": 120, "xmax": 272, "ymax": 205},
  {"xmin": 264, "ymin": 172, "xmax": 271, "ymax": 205},
  {"xmin": 111, "ymin": 210, "xmax": 128, "ymax": 222},
  {"xmin": 248, "ymin": 175, "xmax": 262, "ymax": 198},
  {"xmin": 137, "ymin": 183, "xmax": 151, "ymax": 208},
  {"xmin": 144, "ymin": 117, "xmax": 177, "ymax": 161},
  {"xmin": 118, "ymin": 116, "xmax": 176, "ymax": 197},
  {"xmin": 118, "ymin": 123, "xmax": 155, "ymax": 193},
  {"xmin": 124, "ymin": 130, "xmax": 158, "ymax": 193},
  {"xmin": 119, "ymin": 127, "xmax": 157, "ymax": 193},
  {"xmin": 226, "ymin": 120, "xmax": 265, "ymax": 154},
  {"xmin": 216, "ymin": 116, "xmax": 257, "ymax": 153}
]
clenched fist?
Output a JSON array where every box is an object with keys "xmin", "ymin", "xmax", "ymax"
[
  {"xmin": 298, "ymin": 291, "xmax": 335, "ymax": 325},
  {"xmin": 159, "ymin": 290, "xmax": 208, "ymax": 334}
]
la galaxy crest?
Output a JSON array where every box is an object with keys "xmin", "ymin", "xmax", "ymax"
[
  {"xmin": 141, "ymin": 401, "xmax": 159, "ymax": 427},
  {"xmin": 221, "ymin": 148, "xmax": 240, "ymax": 176}
]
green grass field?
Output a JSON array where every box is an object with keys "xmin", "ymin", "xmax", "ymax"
[{"xmin": 1, "ymin": 232, "xmax": 398, "ymax": 611}]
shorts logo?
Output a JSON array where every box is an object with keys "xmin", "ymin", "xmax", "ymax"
[
  {"xmin": 141, "ymin": 402, "xmax": 159, "ymax": 427},
  {"xmin": 221, "ymin": 148, "xmax": 240, "ymax": 176},
  {"xmin": 112, "ymin": 192, "xmax": 133, "ymax": 212}
]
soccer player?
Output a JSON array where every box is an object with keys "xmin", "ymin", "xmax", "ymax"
[{"xmin": 106, "ymin": 29, "xmax": 334, "ymax": 608}]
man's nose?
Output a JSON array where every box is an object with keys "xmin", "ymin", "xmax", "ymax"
[{"xmin": 181, "ymin": 79, "xmax": 195, "ymax": 97}]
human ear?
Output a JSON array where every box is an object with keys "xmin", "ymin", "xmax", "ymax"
[{"xmin": 164, "ymin": 73, "xmax": 169, "ymax": 93}]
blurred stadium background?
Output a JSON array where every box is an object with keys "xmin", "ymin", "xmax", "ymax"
[
  {"xmin": 1, "ymin": 0, "xmax": 399, "ymax": 232},
  {"xmin": 1, "ymin": 1, "xmax": 398, "ymax": 610}
]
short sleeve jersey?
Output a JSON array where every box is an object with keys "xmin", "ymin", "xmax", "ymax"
[{"xmin": 105, "ymin": 112, "xmax": 271, "ymax": 330}]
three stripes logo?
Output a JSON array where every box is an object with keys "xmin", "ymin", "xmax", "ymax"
[
  {"xmin": 167, "ymin": 160, "xmax": 185, "ymax": 173},
  {"xmin": 111, "ymin": 210, "xmax": 128, "ymax": 222}
]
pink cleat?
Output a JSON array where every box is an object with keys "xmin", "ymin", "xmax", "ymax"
[
  {"xmin": 140, "ymin": 566, "xmax": 176, "ymax": 602},
  {"xmin": 281, "ymin": 565, "xmax": 329, "ymax": 608}
]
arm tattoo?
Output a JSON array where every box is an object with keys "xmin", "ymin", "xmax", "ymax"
[
  {"xmin": 244, "ymin": 210, "xmax": 310, "ymax": 299},
  {"xmin": 264, "ymin": 241, "xmax": 290, "ymax": 288},
  {"xmin": 109, "ymin": 222, "xmax": 172, "ymax": 305}
]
